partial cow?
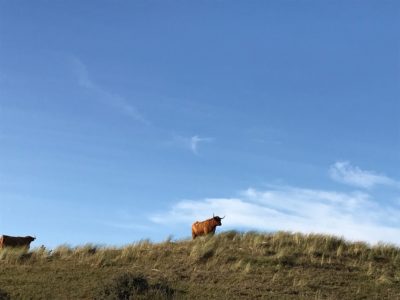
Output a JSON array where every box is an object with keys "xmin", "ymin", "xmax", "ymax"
[
  {"xmin": 192, "ymin": 214, "xmax": 225, "ymax": 239},
  {"xmin": 0, "ymin": 235, "xmax": 36, "ymax": 249}
]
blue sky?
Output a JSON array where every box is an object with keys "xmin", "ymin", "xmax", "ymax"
[{"xmin": 0, "ymin": 1, "xmax": 399, "ymax": 248}]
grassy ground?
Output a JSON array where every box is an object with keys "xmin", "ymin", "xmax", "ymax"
[{"xmin": 1, "ymin": 231, "xmax": 400, "ymax": 299}]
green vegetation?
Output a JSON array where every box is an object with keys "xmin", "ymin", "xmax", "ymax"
[{"xmin": 1, "ymin": 231, "xmax": 400, "ymax": 299}]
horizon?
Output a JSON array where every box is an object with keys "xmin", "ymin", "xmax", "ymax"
[{"xmin": 1, "ymin": 1, "xmax": 399, "ymax": 248}]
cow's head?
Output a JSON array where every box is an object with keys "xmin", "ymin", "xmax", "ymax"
[
  {"xmin": 27, "ymin": 236, "xmax": 36, "ymax": 242},
  {"xmin": 212, "ymin": 214, "xmax": 225, "ymax": 226}
]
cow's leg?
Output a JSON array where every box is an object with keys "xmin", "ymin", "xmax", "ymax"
[{"xmin": 192, "ymin": 232, "xmax": 197, "ymax": 239}]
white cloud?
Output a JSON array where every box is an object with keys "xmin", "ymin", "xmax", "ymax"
[
  {"xmin": 190, "ymin": 135, "xmax": 213, "ymax": 154},
  {"xmin": 170, "ymin": 134, "xmax": 213, "ymax": 154},
  {"xmin": 72, "ymin": 57, "xmax": 94, "ymax": 89},
  {"xmin": 151, "ymin": 184, "xmax": 400, "ymax": 245},
  {"xmin": 71, "ymin": 56, "xmax": 149, "ymax": 124},
  {"xmin": 329, "ymin": 161, "xmax": 398, "ymax": 189}
]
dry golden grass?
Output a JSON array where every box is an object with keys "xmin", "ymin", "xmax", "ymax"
[{"xmin": 0, "ymin": 231, "xmax": 400, "ymax": 299}]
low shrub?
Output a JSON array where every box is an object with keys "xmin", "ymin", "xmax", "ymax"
[
  {"xmin": 96, "ymin": 273, "xmax": 174, "ymax": 300},
  {"xmin": 0, "ymin": 288, "xmax": 10, "ymax": 300}
]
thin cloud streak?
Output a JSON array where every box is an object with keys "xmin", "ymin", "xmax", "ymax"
[
  {"xmin": 329, "ymin": 161, "xmax": 399, "ymax": 189},
  {"xmin": 170, "ymin": 134, "xmax": 214, "ymax": 155},
  {"xmin": 71, "ymin": 56, "xmax": 149, "ymax": 124},
  {"xmin": 190, "ymin": 135, "xmax": 213, "ymax": 154}
]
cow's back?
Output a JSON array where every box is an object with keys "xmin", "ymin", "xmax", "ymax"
[
  {"xmin": 192, "ymin": 221, "xmax": 200, "ymax": 232},
  {"xmin": 0, "ymin": 235, "xmax": 34, "ymax": 249},
  {"xmin": 192, "ymin": 219, "xmax": 213, "ymax": 236},
  {"xmin": 1, "ymin": 235, "xmax": 15, "ymax": 247}
]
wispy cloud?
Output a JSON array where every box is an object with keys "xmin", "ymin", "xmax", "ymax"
[
  {"xmin": 71, "ymin": 56, "xmax": 149, "ymax": 124},
  {"xmin": 170, "ymin": 134, "xmax": 214, "ymax": 155},
  {"xmin": 151, "ymin": 163, "xmax": 400, "ymax": 244},
  {"xmin": 329, "ymin": 161, "xmax": 398, "ymax": 189},
  {"xmin": 190, "ymin": 135, "xmax": 213, "ymax": 154},
  {"xmin": 0, "ymin": 72, "xmax": 6, "ymax": 84}
]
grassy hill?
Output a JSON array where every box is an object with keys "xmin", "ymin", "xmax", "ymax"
[{"xmin": 1, "ymin": 231, "xmax": 400, "ymax": 299}]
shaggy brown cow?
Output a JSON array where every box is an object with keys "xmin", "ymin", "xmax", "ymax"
[
  {"xmin": 192, "ymin": 214, "xmax": 225, "ymax": 239},
  {"xmin": 0, "ymin": 235, "xmax": 36, "ymax": 249}
]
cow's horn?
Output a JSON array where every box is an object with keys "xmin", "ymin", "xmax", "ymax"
[
  {"xmin": 213, "ymin": 213, "xmax": 215, "ymax": 217},
  {"xmin": 221, "ymin": 216, "xmax": 225, "ymax": 219}
]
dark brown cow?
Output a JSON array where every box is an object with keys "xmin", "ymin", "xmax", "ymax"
[
  {"xmin": 0, "ymin": 235, "xmax": 36, "ymax": 249},
  {"xmin": 192, "ymin": 214, "xmax": 225, "ymax": 239}
]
